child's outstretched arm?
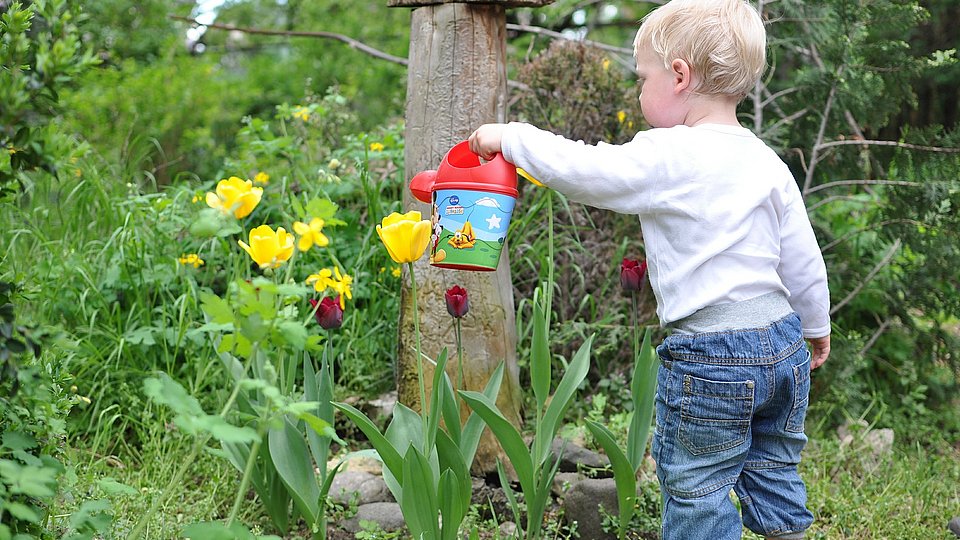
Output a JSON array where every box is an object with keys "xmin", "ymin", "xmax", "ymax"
[{"xmin": 468, "ymin": 124, "xmax": 506, "ymax": 161}]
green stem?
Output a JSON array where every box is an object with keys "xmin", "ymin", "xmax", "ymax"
[
  {"xmin": 226, "ymin": 425, "xmax": 266, "ymax": 526},
  {"xmin": 545, "ymin": 190, "xmax": 554, "ymax": 328},
  {"xmin": 408, "ymin": 262, "xmax": 429, "ymax": 453},
  {"xmin": 455, "ymin": 318, "xmax": 464, "ymax": 395},
  {"xmin": 632, "ymin": 292, "xmax": 640, "ymax": 367}
]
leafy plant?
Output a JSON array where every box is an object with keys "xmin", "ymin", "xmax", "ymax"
[
  {"xmin": 585, "ymin": 328, "xmax": 657, "ymax": 540},
  {"xmin": 460, "ymin": 284, "xmax": 593, "ymax": 540},
  {"xmin": 0, "ymin": 0, "xmax": 97, "ymax": 195},
  {"xmin": 0, "ymin": 281, "xmax": 81, "ymax": 539}
]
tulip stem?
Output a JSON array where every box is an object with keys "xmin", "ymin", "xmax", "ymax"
[
  {"xmin": 407, "ymin": 262, "xmax": 429, "ymax": 452},
  {"xmin": 631, "ymin": 291, "xmax": 640, "ymax": 368},
  {"xmin": 455, "ymin": 318, "xmax": 464, "ymax": 396}
]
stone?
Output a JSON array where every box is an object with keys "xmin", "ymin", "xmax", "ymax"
[
  {"xmin": 342, "ymin": 502, "xmax": 406, "ymax": 534},
  {"xmin": 562, "ymin": 477, "xmax": 620, "ymax": 540},
  {"xmin": 552, "ymin": 471, "xmax": 585, "ymax": 497},
  {"xmin": 949, "ymin": 516, "xmax": 960, "ymax": 537},
  {"xmin": 499, "ymin": 521, "xmax": 519, "ymax": 537},
  {"xmin": 329, "ymin": 470, "xmax": 393, "ymax": 505},
  {"xmin": 837, "ymin": 419, "xmax": 895, "ymax": 470},
  {"xmin": 551, "ymin": 437, "xmax": 610, "ymax": 472}
]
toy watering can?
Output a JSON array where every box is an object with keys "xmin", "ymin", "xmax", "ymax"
[{"xmin": 409, "ymin": 141, "xmax": 518, "ymax": 271}]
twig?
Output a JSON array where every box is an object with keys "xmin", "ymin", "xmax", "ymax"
[
  {"xmin": 506, "ymin": 23, "xmax": 635, "ymax": 56},
  {"xmin": 759, "ymin": 107, "xmax": 808, "ymax": 140},
  {"xmin": 814, "ymin": 139, "xmax": 960, "ymax": 154},
  {"xmin": 802, "ymin": 69, "xmax": 840, "ymax": 195},
  {"xmin": 804, "ymin": 179, "xmax": 922, "ymax": 196},
  {"xmin": 169, "ymin": 15, "xmax": 409, "ymax": 66},
  {"xmin": 806, "ymin": 194, "xmax": 869, "ymax": 213},
  {"xmin": 859, "ymin": 318, "xmax": 892, "ymax": 357},
  {"xmin": 821, "ymin": 218, "xmax": 923, "ymax": 252},
  {"xmin": 830, "ymin": 238, "xmax": 901, "ymax": 316}
]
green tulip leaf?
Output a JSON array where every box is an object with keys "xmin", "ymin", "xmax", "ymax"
[
  {"xmin": 628, "ymin": 328, "xmax": 658, "ymax": 472},
  {"xmin": 586, "ymin": 420, "xmax": 637, "ymax": 540},
  {"xmin": 534, "ymin": 334, "xmax": 593, "ymax": 467},
  {"xmin": 460, "ymin": 361, "xmax": 504, "ymax": 468},
  {"xmin": 268, "ymin": 417, "xmax": 319, "ymax": 524},
  {"xmin": 438, "ymin": 469, "xmax": 465, "ymax": 540},
  {"xmin": 332, "ymin": 402, "xmax": 403, "ymax": 483},
  {"xmin": 459, "ymin": 390, "xmax": 535, "ymax": 498},
  {"xmin": 439, "ymin": 371, "xmax": 462, "ymax": 446},
  {"xmin": 531, "ymin": 289, "xmax": 550, "ymax": 411},
  {"xmin": 400, "ymin": 446, "xmax": 440, "ymax": 540}
]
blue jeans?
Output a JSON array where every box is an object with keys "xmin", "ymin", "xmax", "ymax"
[{"xmin": 652, "ymin": 313, "xmax": 814, "ymax": 540}]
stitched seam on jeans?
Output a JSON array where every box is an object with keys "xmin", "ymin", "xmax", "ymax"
[
  {"xmin": 665, "ymin": 474, "xmax": 738, "ymax": 498},
  {"xmin": 743, "ymin": 460, "xmax": 794, "ymax": 470},
  {"xmin": 668, "ymin": 337, "xmax": 804, "ymax": 364}
]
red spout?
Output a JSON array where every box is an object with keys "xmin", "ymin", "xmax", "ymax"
[{"xmin": 410, "ymin": 170, "xmax": 436, "ymax": 203}]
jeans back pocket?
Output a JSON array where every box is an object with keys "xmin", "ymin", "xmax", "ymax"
[{"xmin": 679, "ymin": 374, "xmax": 754, "ymax": 456}]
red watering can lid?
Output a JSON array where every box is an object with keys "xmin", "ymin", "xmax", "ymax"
[{"xmin": 409, "ymin": 141, "xmax": 518, "ymax": 203}]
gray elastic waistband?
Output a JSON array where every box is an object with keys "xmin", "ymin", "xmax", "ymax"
[{"xmin": 668, "ymin": 291, "xmax": 793, "ymax": 335}]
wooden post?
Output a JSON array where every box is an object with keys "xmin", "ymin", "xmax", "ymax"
[{"xmin": 390, "ymin": 0, "xmax": 552, "ymax": 474}]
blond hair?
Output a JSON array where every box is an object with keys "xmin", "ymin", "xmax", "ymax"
[{"xmin": 634, "ymin": 0, "xmax": 766, "ymax": 99}]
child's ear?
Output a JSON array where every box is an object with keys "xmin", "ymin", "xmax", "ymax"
[{"xmin": 671, "ymin": 59, "xmax": 692, "ymax": 93}]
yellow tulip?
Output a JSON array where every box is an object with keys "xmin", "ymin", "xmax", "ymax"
[
  {"xmin": 376, "ymin": 211, "xmax": 431, "ymax": 264},
  {"xmin": 238, "ymin": 225, "xmax": 294, "ymax": 269},
  {"xmin": 205, "ymin": 176, "xmax": 263, "ymax": 219},
  {"xmin": 293, "ymin": 217, "xmax": 329, "ymax": 252}
]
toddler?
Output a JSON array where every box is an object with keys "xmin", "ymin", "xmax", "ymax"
[{"xmin": 469, "ymin": 0, "xmax": 830, "ymax": 538}]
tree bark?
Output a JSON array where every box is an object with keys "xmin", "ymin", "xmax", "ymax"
[{"xmin": 398, "ymin": 3, "xmax": 522, "ymax": 474}]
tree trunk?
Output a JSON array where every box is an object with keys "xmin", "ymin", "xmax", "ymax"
[{"xmin": 398, "ymin": 3, "xmax": 522, "ymax": 474}]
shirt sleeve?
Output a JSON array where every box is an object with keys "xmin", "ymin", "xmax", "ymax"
[
  {"xmin": 500, "ymin": 122, "xmax": 660, "ymax": 214},
  {"xmin": 778, "ymin": 180, "xmax": 831, "ymax": 338}
]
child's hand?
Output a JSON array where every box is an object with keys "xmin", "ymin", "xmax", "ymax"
[
  {"xmin": 468, "ymin": 124, "xmax": 506, "ymax": 161},
  {"xmin": 807, "ymin": 335, "xmax": 830, "ymax": 370}
]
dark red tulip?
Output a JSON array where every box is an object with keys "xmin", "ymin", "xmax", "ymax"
[
  {"xmin": 620, "ymin": 258, "xmax": 647, "ymax": 291},
  {"xmin": 445, "ymin": 285, "xmax": 469, "ymax": 319},
  {"xmin": 310, "ymin": 296, "xmax": 343, "ymax": 329}
]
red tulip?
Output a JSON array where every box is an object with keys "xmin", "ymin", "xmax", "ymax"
[
  {"xmin": 445, "ymin": 285, "xmax": 469, "ymax": 319},
  {"xmin": 309, "ymin": 296, "xmax": 343, "ymax": 329},
  {"xmin": 620, "ymin": 258, "xmax": 647, "ymax": 291}
]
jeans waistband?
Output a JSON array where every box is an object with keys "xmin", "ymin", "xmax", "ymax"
[{"xmin": 668, "ymin": 291, "xmax": 793, "ymax": 335}]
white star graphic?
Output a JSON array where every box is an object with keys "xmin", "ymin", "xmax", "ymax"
[{"xmin": 485, "ymin": 214, "xmax": 502, "ymax": 229}]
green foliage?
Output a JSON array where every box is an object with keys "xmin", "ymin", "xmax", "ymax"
[
  {"xmin": 0, "ymin": 281, "xmax": 87, "ymax": 539},
  {"xmin": 0, "ymin": 0, "xmax": 97, "ymax": 196},
  {"xmin": 461, "ymin": 284, "xmax": 593, "ymax": 540},
  {"xmin": 513, "ymin": 40, "xmax": 641, "ymax": 146}
]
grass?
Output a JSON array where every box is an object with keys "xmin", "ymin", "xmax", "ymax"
[{"xmin": 799, "ymin": 436, "xmax": 960, "ymax": 539}]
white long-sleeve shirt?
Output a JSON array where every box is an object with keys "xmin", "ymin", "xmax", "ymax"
[{"xmin": 501, "ymin": 122, "xmax": 831, "ymax": 338}]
